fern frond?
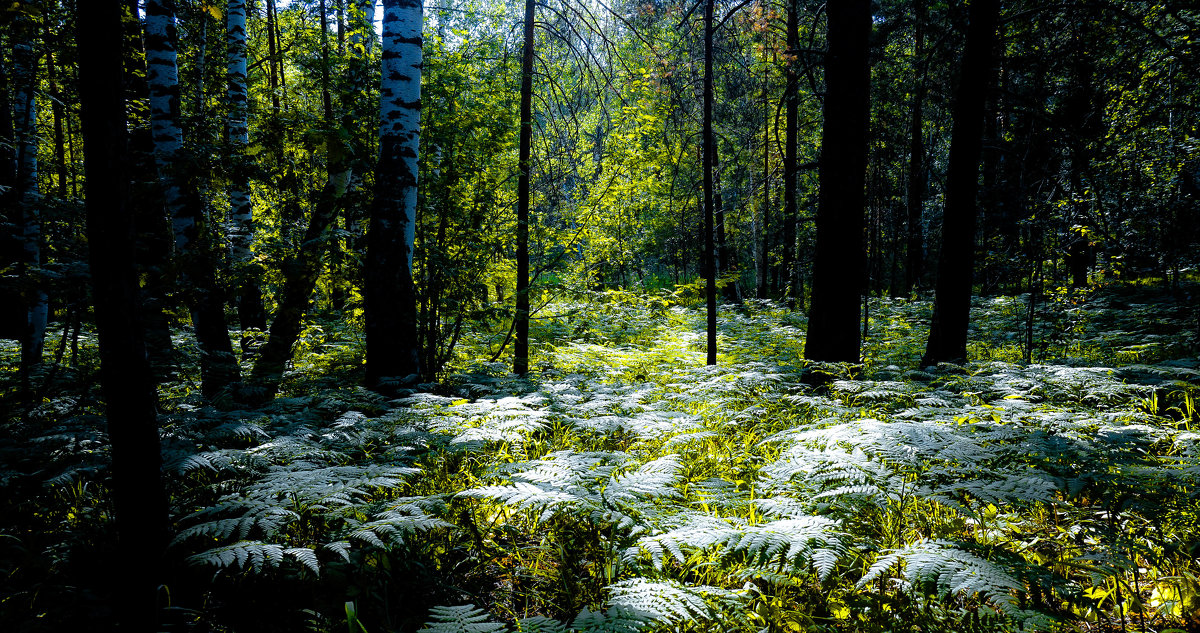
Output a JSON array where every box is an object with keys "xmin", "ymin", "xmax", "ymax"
[
  {"xmin": 416, "ymin": 604, "xmax": 507, "ymax": 633},
  {"xmin": 858, "ymin": 540, "xmax": 1022, "ymax": 614},
  {"xmin": 516, "ymin": 615, "xmax": 567, "ymax": 633},
  {"xmin": 606, "ymin": 578, "xmax": 731, "ymax": 626},
  {"xmin": 188, "ymin": 540, "xmax": 286, "ymax": 573}
]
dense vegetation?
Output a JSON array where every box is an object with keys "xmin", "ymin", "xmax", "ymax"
[
  {"xmin": 1, "ymin": 0, "xmax": 1199, "ymax": 632},
  {"xmin": 4, "ymin": 287, "xmax": 1200, "ymax": 632}
]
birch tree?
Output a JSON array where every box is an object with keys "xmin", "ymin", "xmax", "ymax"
[
  {"xmin": 145, "ymin": 0, "xmax": 241, "ymax": 399},
  {"xmin": 13, "ymin": 5, "xmax": 47, "ymax": 392},
  {"xmin": 226, "ymin": 0, "xmax": 265, "ymax": 331},
  {"xmin": 365, "ymin": 0, "xmax": 423, "ymax": 388}
]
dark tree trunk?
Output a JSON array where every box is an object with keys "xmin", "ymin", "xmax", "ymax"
[
  {"xmin": 904, "ymin": 0, "xmax": 927, "ymax": 294},
  {"xmin": 77, "ymin": 4, "xmax": 169, "ymax": 631},
  {"xmin": 758, "ymin": 51, "xmax": 770, "ymax": 300},
  {"xmin": 804, "ymin": 0, "xmax": 871, "ymax": 363},
  {"xmin": 922, "ymin": 0, "xmax": 1000, "ymax": 366},
  {"xmin": 783, "ymin": 0, "xmax": 799, "ymax": 306},
  {"xmin": 703, "ymin": 0, "xmax": 717, "ymax": 365},
  {"xmin": 514, "ymin": 0, "xmax": 534, "ymax": 375},
  {"xmin": 0, "ymin": 55, "xmax": 25, "ymax": 340}
]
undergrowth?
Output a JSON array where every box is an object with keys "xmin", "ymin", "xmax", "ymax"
[{"xmin": 2, "ymin": 284, "xmax": 1199, "ymax": 632}]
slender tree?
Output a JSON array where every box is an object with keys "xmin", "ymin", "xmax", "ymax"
[
  {"xmin": 226, "ymin": 0, "xmax": 265, "ymax": 331},
  {"xmin": 904, "ymin": 0, "xmax": 927, "ymax": 294},
  {"xmin": 703, "ymin": 0, "xmax": 718, "ymax": 365},
  {"xmin": 782, "ymin": 0, "xmax": 800, "ymax": 305},
  {"xmin": 513, "ymin": 0, "xmax": 535, "ymax": 375},
  {"xmin": 77, "ymin": 3, "xmax": 168, "ymax": 630},
  {"xmin": 365, "ymin": 0, "xmax": 423, "ymax": 388},
  {"xmin": 922, "ymin": 0, "xmax": 1001, "ymax": 365},
  {"xmin": 0, "ymin": 53, "xmax": 20, "ymax": 340},
  {"xmin": 13, "ymin": 4, "xmax": 47, "ymax": 393},
  {"xmin": 145, "ymin": 0, "xmax": 241, "ymax": 399},
  {"xmin": 805, "ymin": 0, "xmax": 871, "ymax": 363}
]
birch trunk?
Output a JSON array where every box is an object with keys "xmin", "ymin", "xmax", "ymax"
[
  {"xmin": 14, "ymin": 9, "xmax": 47, "ymax": 391},
  {"xmin": 145, "ymin": 0, "xmax": 241, "ymax": 399},
  {"xmin": 365, "ymin": 0, "xmax": 422, "ymax": 388},
  {"xmin": 226, "ymin": 0, "xmax": 266, "ymax": 331}
]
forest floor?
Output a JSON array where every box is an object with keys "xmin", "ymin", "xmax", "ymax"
[{"xmin": 2, "ymin": 281, "xmax": 1200, "ymax": 632}]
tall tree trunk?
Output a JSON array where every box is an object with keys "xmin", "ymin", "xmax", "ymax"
[
  {"xmin": 349, "ymin": 0, "xmax": 376, "ymax": 54},
  {"xmin": 76, "ymin": 4, "xmax": 169, "ymax": 631},
  {"xmin": 227, "ymin": 0, "xmax": 266, "ymax": 331},
  {"xmin": 145, "ymin": 0, "xmax": 241, "ymax": 399},
  {"xmin": 904, "ymin": 0, "xmax": 927, "ymax": 294},
  {"xmin": 365, "ymin": 0, "xmax": 423, "ymax": 388},
  {"xmin": 123, "ymin": 0, "xmax": 178, "ymax": 377},
  {"xmin": 14, "ymin": 6, "xmax": 48, "ymax": 395},
  {"xmin": 783, "ymin": 0, "xmax": 799, "ymax": 306},
  {"xmin": 319, "ymin": 0, "xmax": 334, "ymax": 127},
  {"xmin": 513, "ymin": 0, "xmax": 534, "ymax": 375},
  {"xmin": 922, "ymin": 0, "xmax": 1000, "ymax": 365},
  {"xmin": 758, "ymin": 47, "xmax": 770, "ymax": 299},
  {"xmin": 266, "ymin": 0, "xmax": 281, "ymax": 114},
  {"xmin": 703, "ymin": 0, "xmax": 717, "ymax": 365},
  {"xmin": 0, "ymin": 54, "xmax": 22, "ymax": 340},
  {"xmin": 805, "ymin": 0, "xmax": 871, "ymax": 363}
]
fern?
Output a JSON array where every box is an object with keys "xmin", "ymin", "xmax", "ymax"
[
  {"xmin": 416, "ymin": 604, "xmax": 507, "ymax": 633},
  {"xmin": 515, "ymin": 616, "xmax": 567, "ymax": 633},
  {"xmin": 460, "ymin": 451, "xmax": 680, "ymax": 527},
  {"xmin": 634, "ymin": 514, "xmax": 845, "ymax": 579},
  {"xmin": 858, "ymin": 540, "xmax": 1021, "ymax": 614},
  {"xmin": 186, "ymin": 540, "xmax": 319, "ymax": 574}
]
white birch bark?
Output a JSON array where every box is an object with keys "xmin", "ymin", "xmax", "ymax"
[
  {"xmin": 226, "ymin": 0, "xmax": 253, "ymax": 265},
  {"xmin": 144, "ymin": 0, "xmax": 193, "ymax": 251},
  {"xmin": 379, "ymin": 0, "xmax": 422, "ymax": 268},
  {"xmin": 365, "ymin": 0, "xmax": 423, "ymax": 385},
  {"xmin": 14, "ymin": 10, "xmax": 46, "ymax": 368}
]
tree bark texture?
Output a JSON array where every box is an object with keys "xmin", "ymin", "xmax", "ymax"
[
  {"xmin": 13, "ymin": 6, "xmax": 47, "ymax": 388},
  {"xmin": 145, "ymin": 0, "xmax": 241, "ymax": 399},
  {"xmin": 226, "ymin": 0, "xmax": 266, "ymax": 330},
  {"xmin": 365, "ymin": 0, "xmax": 423, "ymax": 387}
]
